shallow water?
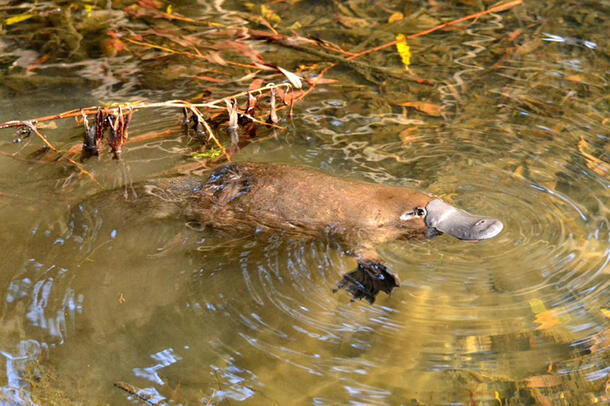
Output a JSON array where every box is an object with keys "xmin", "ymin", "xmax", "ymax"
[{"xmin": 0, "ymin": 1, "xmax": 608, "ymax": 405}]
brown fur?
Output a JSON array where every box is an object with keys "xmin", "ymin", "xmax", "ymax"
[
  {"xmin": 117, "ymin": 162, "xmax": 436, "ymax": 303},
  {"xmin": 160, "ymin": 162, "xmax": 433, "ymax": 249}
]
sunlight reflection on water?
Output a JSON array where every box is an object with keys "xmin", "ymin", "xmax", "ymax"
[{"xmin": 0, "ymin": 0, "xmax": 608, "ymax": 405}]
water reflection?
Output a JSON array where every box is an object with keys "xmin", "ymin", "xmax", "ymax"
[
  {"xmin": 0, "ymin": 0, "xmax": 608, "ymax": 405},
  {"xmin": 1, "ymin": 340, "xmax": 41, "ymax": 406}
]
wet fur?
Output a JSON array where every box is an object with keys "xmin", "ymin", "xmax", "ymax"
[{"xmin": 102, "ymin": 162, "xmax": 435, "ymax": 302}]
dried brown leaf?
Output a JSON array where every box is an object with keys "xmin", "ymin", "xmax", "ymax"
[
  {"xmin": 398, "ymin": 101, "xmax": 444, "ymax": 117},
  {"xmin": 336, "ymin": 14, "xmax": 373, "ymax": 28},
  {"xmin": 249, "ymin": 78, "xmax": 264, "ymax": 91},
  {"xmin": 194, "ymin": 75, "xmax": 225, "ymax": 83},
  {"xmin": 276, "ymin": 66, "xmax": 303, "ymax": 89},
  {"xmin": 206, "ymin": 51, "xmax": 227, "ymax": 66}
]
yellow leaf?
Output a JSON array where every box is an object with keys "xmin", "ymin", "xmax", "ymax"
[
  {"xmin": 601, "ymin": 308, "xmax": 610, "ymax": 319},
  {"xmin": 261, "ymin": 5, "xmax": 281, "ymax": 24},
  {"xmin": 395, "ymin": 34, "xmax": 411, "ymax": 71},
  {"xmin": 5, "ymin": 14, "xmax": 35, "ymax": 25},
  {"xmin": 166, "ymin": 5, "xmax": 173, "ymax": 14},
  {"xmin": 512, "ymin": 165, "xmax": 524, "ymax": 179},
  {"xmin": 84, "ymin": 5, "xmax": 93, "ymax": 18},
  {"xmin": 388, "ymin": 12, "xmax": 404, "ymax": 24},
  {"xmin": 535, "ymin": 310, "xmax": 560, "ymax": 330}
]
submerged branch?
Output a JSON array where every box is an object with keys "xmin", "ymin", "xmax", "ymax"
[
  {"xmin": 346, "ymin": 0, "xmax": 523, "ymax": 61},
  {"xmin": 23, "ymin": 122, "xmax": 100, "ymax": 186}
]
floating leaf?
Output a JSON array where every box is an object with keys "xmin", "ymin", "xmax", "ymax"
[
  {"xmin": 601, "ymin": 308, "xmax": 610, "ymax": 319},
  {"xmin": 5, "ymin": 14, "xmax": 35, "ymax": 25},
  {"xmin": 388, "ymin": 12, "xmax": 404, "ymax": 23},
  {"xmin": 534, "ymin": 310, "xmax": 560, "ymax": 330},
  {"xmin": 395, "ymin": 34, "xmax": 411, "ymax": 71},
  {"xmin": 397, "ymin": 101, "xmax": 443, "ymax": 116}
]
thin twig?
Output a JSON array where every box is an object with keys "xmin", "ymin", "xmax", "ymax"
[
  {"xmin": 124, "ymin": 37, "xmax": 261, "ymax": 70},
  {"xmin": 0, "ymin": 83, "xmax": 294, "ymax": 129},
  {"xmin": 24, "ymin": 122, "xmax": 100, "ymax": 186},
  {"xmin": 246, "ymin": 29, "xmax": 431, "ymax": 84},
  {"xmin": 346, "ymin": 0, "xmax": 523, "ymax": 61}
]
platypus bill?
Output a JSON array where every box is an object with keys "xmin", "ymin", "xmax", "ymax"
[{"xmin": 138, "ymin": 162, "xmax": 503, "ymax": 303}]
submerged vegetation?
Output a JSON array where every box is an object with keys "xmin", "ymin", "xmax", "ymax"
[
  {"xmin": 0, "ymin": 0, "xmax": 608, "ymax": 405},
  {"xmin": 0, "ymin": 0, "xmax": 529, "ymax": 181}
]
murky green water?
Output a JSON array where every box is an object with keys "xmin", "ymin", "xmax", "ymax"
[{"xmin": 0, "ymin": 1, "xmax": 608, "ymax": 405}]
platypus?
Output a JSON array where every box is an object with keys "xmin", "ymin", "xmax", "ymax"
[{"xmin": 121, "ymin": 162, "xmax": 503, "ymax": 303}]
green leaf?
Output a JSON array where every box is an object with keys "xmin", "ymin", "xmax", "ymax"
[{"xmin": 193, "ymin": 149, "xmax": 223, "ymax": 160}]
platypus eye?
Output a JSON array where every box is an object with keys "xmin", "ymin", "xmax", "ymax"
[{"xmin": 400, "ymin": 207, "xmax": 427, "ymax": 221}]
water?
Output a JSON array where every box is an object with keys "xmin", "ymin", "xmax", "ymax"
[{"xmin": 0, "ymin": 1, "xmax": 608, "ymax": 405}]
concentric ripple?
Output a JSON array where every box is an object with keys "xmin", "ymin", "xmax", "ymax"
[{"xmin": 0, "ymin": 1, "xmax": 609, "ymax": 404}]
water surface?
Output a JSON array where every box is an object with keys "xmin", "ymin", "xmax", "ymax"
[{"xmin": 0, "ymin": 1, "xmax": 608, "ymax": 405}]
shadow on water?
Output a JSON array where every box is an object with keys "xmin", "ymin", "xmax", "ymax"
[{"xmin": 0, "ymin": 0, "xmax": 608, "ymax": 405}]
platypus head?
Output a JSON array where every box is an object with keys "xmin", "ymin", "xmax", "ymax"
[{"xmin": 411, "ymin": 199, "xmax": 503, "ymax": 241}]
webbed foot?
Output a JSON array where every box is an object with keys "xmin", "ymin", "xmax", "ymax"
[{"xmin": 334, "ymin": 260, "xmax": 400, "ymax": 304}]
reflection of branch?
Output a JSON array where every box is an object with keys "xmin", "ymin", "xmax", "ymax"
[
  {"xmin": 114, "ymin": 381, "xmax": 158, "ymax": 405},
  {"xmin": 246, "ymin": 30, "xmax": 433, "ymax": 85},
  {"xmin": 124, "ymin": 37, "xmax": 260, "ymax": 70},
  {"xmin": 23, "ymin": 122, "xmax": 100, "ymax": 186}
]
